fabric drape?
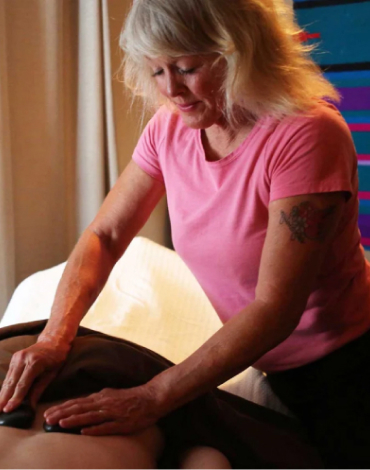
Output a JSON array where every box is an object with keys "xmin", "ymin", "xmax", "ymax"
[
  {"xmin": 0, "ymin": 0, "xmax": 169, "ymax": 320},
  {"xmin": 0, "ymin": 1, "xmax": 15, "ymax": 317},
  {"xmin": 76, "ymin": 0, "xmax": 118, "ymax": 235}
]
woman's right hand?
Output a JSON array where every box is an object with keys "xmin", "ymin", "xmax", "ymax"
[{"xmin": 0, "ymin": 338, "xmax": 71, "ymax": 412}]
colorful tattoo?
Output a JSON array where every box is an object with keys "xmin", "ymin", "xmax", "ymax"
[{"xmin": 280, "ymin": 201, "xmax": 335, "ymax": 244}]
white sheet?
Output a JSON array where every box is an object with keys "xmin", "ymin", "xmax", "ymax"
[{"xmin": 1, "ymin": 237, "xmax": 293, "ymax": 416}]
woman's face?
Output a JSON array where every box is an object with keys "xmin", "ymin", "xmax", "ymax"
[{"xmin": 147, "ymin": 55, "xmax": 227, "ymax": 129}]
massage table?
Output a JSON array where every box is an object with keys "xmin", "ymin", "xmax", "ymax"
[
  {"xmin": 1, "ymin": 237, "xmax": 321, "ymax": 468},
  {"xmin": 1, "ymin": 237, "xmax": 291, "ymax": 416}
]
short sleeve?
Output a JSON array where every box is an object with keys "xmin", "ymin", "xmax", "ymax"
[
  {"xmin": 266, "ymin": 105, "xmax": 357, "ymax": 203},
  {"xmin": 132, "ymin": 109, "xmax": 165, "ymax": 183}
]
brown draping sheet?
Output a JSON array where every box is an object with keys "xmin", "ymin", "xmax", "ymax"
[{"xmin": 0, "ymin": 320, "xmax": 322, "ymax": 469}]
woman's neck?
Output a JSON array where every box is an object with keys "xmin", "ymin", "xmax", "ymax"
[{"xmin": 202, "ymin": 119, "xmax": 255, "ymax": 161}]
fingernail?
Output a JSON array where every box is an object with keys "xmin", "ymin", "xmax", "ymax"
[
  {"xmin": 48, "ymin": 416, "xmax": 60, "ymax": 425},
  {"xmin": 3, "ymin": 401, "xmax": 14, "ymax": 412}
]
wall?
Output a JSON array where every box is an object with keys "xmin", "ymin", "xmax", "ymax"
[
  {"xmin": 107, "ymin": 0, "xmax": 169, "ymax": 247},
  {"xmin": 293, "ymin": 0, "xmax": 370, "ymax": 259}
]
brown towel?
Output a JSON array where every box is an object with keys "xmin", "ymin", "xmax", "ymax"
[{"xmin": 0, "ymin": 320, "xmax": 322, "ymax": 469}]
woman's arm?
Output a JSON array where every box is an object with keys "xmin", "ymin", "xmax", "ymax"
[
  {"xmin": 151, "ymin": 191, "xmax": 345, "ymax": 411},
  {"xmin": 150, "ymin": 191, "xmax": 345, "ymax": 411},
  {"xmin": 44, "ymin": 190, "xmax": 346, "ymax": 435},
  {"xmin": 0, "ymin": 161, "xmax": 165, "ymax": 412},
  {"xmin": 40, "ymin": 161, "xmax": 165, "ymax": 346}
]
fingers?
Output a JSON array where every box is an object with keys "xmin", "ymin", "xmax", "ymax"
[
  {"xmin": 0, "ymin": 356, "xmax": 43, "ymax": 412},
  {"xmin": 0, "ymin": 363, "xmax": 25, "ymax": 411},
  {"xmin": 59, "ymin": 410, "xmax": 108, "ymax": 429},
  {"xmin": 2, "ymin": 362, "xmax": 44, "ymax": 412},
  {"xmin": 0, "ymin": 342, "xmax": 68, "ymax": 413},
  {"xmin": 44, "ymin": 398, "xmax": 99, "ymax": 425},
  {"xmin": 44, "ymin": 396, "xmax": 96, "ymax": 417}
]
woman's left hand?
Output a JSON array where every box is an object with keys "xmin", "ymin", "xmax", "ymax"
[{"xmin": 43, "ymin": 385, "xmax": 165, "ymax": 436}]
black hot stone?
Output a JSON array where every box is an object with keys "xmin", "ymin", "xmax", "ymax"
[
  {"xmin": 43, "ymin": 422, "xmax": 82, "ymax": 435},
  {"xmin": 0, "ymin": 402, "xmax": 35, "ymax": 429}
]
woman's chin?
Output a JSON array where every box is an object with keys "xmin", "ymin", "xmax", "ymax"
[{"xmin": 179, "ymin": 112, "xmax": 217, "ymax": 130}]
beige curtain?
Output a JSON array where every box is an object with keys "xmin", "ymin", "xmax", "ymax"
[
  {"xmin": 0, "ymin": 0, "xmax": 168, "ymax": 319},
  {"xmin": 0, "ymin": 1, "xmax": 15, "ymax": 317}
]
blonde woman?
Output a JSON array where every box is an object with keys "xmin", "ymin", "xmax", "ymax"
[{"xmin": 1, "ymin": 0, "xmax": 369, "ymax": 467}]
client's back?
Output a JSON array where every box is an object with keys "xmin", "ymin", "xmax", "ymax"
[{"xmin": 0, "ymin": 400, "xmax": 164, "ymax": 469}]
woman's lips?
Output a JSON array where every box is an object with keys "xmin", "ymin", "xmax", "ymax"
[{"xmin": 176, "ymin": 101, "xmax": 200, "ymax": 112}]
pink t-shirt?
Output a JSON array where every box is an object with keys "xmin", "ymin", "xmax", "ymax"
[{"xmin": 132, "ymin": 101, "xmax": 370, "ymax": 372}]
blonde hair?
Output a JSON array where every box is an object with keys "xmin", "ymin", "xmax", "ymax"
[{"xmin": 119, "ymin": 0, "xmax": 340, "ymax": 126}]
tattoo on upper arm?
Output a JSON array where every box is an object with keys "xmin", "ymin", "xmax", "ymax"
[{"xmin": 280, "ymin": 201, "xmax": 335, "ymax": 244}]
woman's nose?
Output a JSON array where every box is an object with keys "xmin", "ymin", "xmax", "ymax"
[{"xmin": 165, "ymin": 73, "xmax": 184, "ymax": 97}]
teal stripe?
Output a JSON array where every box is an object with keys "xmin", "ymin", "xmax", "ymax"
[
  {"xmin": 332, "ymin": 79, "xmax": 370, "ymax": 88},
  {"xmin": 342, "ymin": 111, "xmax": 370, "ymax": 119},
  {"xmin": 358, "ymin": 166, "xmax": 370, "ymax": 191},
  {"xmin": 353, "ymin": 132, "xmax": 370, "ymax": 155}
]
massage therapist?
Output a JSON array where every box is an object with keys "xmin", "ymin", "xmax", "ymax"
[{"xmin": 1, "ymin": 1, "xmax": 370, "ymax": 467}]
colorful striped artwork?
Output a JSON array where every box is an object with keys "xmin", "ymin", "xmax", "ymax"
[{"xmin": 293, "ymin": 0, "xmax": 370, "ymax": 248}]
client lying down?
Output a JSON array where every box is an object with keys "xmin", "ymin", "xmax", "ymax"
[
  {"xmin": 0, "ymin": 320, "xmax": 321, "ymax": 469},
  {"xmin": 0, "ymin": 398, "xmax": 233, "ymax": 469},
  {"xmin": 0, "ymin": 398, "xmax": 164, "ymax": 469}
]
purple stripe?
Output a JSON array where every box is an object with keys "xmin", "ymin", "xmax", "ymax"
[
  {"xmin": 358, "ymin": 214, "xmax": 370, "ymax": 237},
  {"xmin": 348, "ymin": 124, "xmax": 370, "ymax": 132},
  {"xmin": 336, "ymin": 87, "xmax": 370, "ymax": 111},
  {"xmin": 361, "ymin": 237, "xmax": 370, "ymax": 247}
]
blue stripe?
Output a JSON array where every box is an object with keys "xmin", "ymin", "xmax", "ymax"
[
  {"xmin": 324, "ymin": 71, "xmax": 370, "ymax": 88},
  {"xmin": 344, "ymin": 117, "xmax": 370, "ymax": 124},
  {"xmin": 324, "ymin": 71, "xmax": 370, "ymax": 80}
]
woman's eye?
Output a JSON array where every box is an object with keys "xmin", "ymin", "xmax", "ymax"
[
  {"xmin": 178, "ymin": 68, "xmax": 196, "ymax": 75},
  {"xmin": 151, "ymin": 67, "xmax": 196, "ymax": 78}
]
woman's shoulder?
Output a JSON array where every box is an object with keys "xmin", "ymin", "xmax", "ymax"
[
  {"xmin": 146, "ymin": 106, "xmax": 193, "ymax": 144},
  {"xmin": 268, "ymin": 100, "xmax": 351, "ymax": 141},
  {"xmin": 262, "ymin": 100, "xmax": 357, "ymax": 202}
]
